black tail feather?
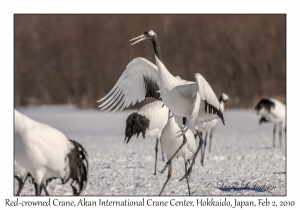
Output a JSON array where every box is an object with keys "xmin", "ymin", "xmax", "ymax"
[
  {"xmin": 67, "ymin": 139, "xmax": 88, "ymax": 195},
  {"xmin": 217, "ymin": 110, "xmax": 225, "ymax": 125},
  {"xmin": 254, "ymin": 99, "xmax": 275, "ymax": 114},
  {"xmin": 124, "ymin": 112, "xmax": 150, "ymax": 144},
  {"xmin": 204, "ymin": 100, "xmax": 225, "ymax": 125}
]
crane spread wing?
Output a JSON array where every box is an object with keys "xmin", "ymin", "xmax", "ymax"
[
  {"xmin": 177, "ymin": 73, "xmax": 224, "ymax": 137},
  {"xmin": 177, "ymin": 91, "xmax": 201, "ymax": 137},
  {"xmin": 196, "ymin": 73, "xmax": 224, "ymax": 122},
  {"xmin": 98, "ymin": 57, "xmax": 160, "ymax": 113}
]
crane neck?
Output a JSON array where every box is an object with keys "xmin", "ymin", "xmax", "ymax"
[
  {"xmin": 151, "ymin": 34, "xmax": 176, "ymax": 88},
  {"xmin": 151, "ymin": 35, "xmax": 162, "ymax": 62}
]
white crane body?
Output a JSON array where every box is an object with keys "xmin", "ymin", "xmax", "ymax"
[{"xmin": 14, "ymin": 110, "xmax": 88, "ymax": 195}]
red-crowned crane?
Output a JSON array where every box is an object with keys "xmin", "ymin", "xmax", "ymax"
[
  {"xmin": 124, "ymin": 100, "xmax": 168, "ymax": 175},
  {"xmin": 159, "ymin": 110, "xmax": 196, "ymax": 196},
  {"xmin": 254, "ymin": 98, "xmax": 286, "ymax": 147},
  {"xmin": 98, "ymin": 30, "xmax": 224, "ymax": 180},
  {"xmin": 14, "ymin": 109, "xmax": 88, "ymax": 195}
]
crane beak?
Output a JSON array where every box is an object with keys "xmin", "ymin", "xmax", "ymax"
[{"xmin": 130, "ymin": 34, "xmax": 146, "ymax": 45}]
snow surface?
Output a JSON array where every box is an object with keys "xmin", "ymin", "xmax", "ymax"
[{"xmin": 14, "ymin": 105, "xmax": 286, "ymax": 196}]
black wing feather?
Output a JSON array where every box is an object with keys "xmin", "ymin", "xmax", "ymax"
[
  {"xmin": 204, "ymin": 100, "xmax": 225, "ymax": 125},
  {"xmin": 144, "ymin": 76, "xmax": 161, "ymax": 100}
]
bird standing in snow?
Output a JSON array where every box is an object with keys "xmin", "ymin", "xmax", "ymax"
[
  {"xmin": 159, "ymin": 110, "xmax": 196, "ymax": 196},
  {"xmin": 14, "ymin": 109, "xmax": 88, "ymax": 195},
  {"xmin": 254, "ymin": 98, "xmax": 286, "ymax": 147},
  {"xmin": 124, "ymin": 100, "xmax": 168, "ymax": 175},
  {"xmin": 99, "ymin": 30, "xmax": 224, "ymax": 179}
]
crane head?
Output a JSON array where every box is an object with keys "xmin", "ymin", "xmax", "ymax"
[
  {"xmin": 220, "ymin": 93, "xmax": 229, "ymax": 102},
  {"xmin": 130, "ymin": 30, "xmax": 156, "ymax": 45}
]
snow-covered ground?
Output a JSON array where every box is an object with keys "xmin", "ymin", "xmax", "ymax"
[{"xmin": 14, "ymin": 105, "xmax": 286, "ymax": 196}]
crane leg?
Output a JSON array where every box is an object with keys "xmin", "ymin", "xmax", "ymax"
[
  {"xmin": 185, "ymin": 162, "xmax": 191, "ymax": 196},
  {"xmin": 72, "ymin": 186, "xmax": 79, "ymax": 196},
  {"xmin": 159, "ymin": 164, "xmax": 172, "ymax": 196},
  {"xmin": 42, "ymin": 183, "xmax": 50, "ymax": 196},
  {"xmin": 160, "ymin": 138, "xmax": 165, "ymax": 162},
  {"xmin": 179, "ymin": 130, "xmax": 204, "ymax": 181},
  {"xmin": 209, "ymin": 128, "xmax": 213, "ymax": 153},
  {"xmin": 14, "ymin": 174, "xmax": 28, "ymax": 196},
  {"xmin": 33, "ymin": 180, "xmax": 50, "ymax": 196},
  {"xmin": 71, "ymin": 180, "xmax": 80, "ymax": 195},
  {"xmin": 154, "ymin": 138, "xmax": 159, "ymax": 175},
  {"xmin": 273, "ymin": 124, "xmax": 277, "ymax": 147},
  {"xmin": 279, "ymin": 130, "xmax": 282, "ymax": 147},
  {"xmin": 34, "ymin": 183, "xmax": 42, "ymax": 196},
  {"xmin": 200, "ymin": 132, "xmax": 203, "ymax": 162},
  {"xmin": 160, "ymin": 135, "xmax": 187, "ymax": 174},
  {"xmin": 201, "ymin": 132, "xmax": 208, "ymax": 166}
]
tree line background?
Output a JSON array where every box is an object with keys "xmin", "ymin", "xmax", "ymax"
[{"xmin": 14, "ymin": 14, "xmax": 286, "ymax": 109}]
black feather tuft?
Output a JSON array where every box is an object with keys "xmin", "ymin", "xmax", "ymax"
[
  {"xmin": 124, "ymin": 112, "xmax": 150, "ymax": 144},
  {"xmin": 144, "ymin": 76, "xmax": 161, "ymax": 100},
  {"xmin": 254, "ymin": 99, "xmax": 275, "ymax": 114},
  {"xmin": 259, "ymin": 116, "xmax": 269, "ymax": 124},
  {"xmin": 66, "ymin": 140, "xmax": 88, "ymax": 195},
  {"xmin": 204, "ymin": 100, "xmax": 225, "ymax": 125}
]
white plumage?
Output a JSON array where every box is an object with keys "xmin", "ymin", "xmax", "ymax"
[
  {"xmin": 136, "ymin": 100, "xmax": 168, "ymax": 139},
  {"xmin": 161, "ymin": 113, "xmax": 196, "ymax": 164},
  {"xmin": 219, "ymin": 93, "xmax": 229, "ymax": 113},
  {"xmin": 159, "ymin": 111, "xmax": 196, "ymax": 196},
  {"xmin": 14, "ymin": 160, "xmax": 28, "ymax": 183},
  {"xmin": 99, "ymin": 31, "xmax": 224, "ymax": 136},
  {"xmin": 254, "ymin": 98, "xmax": 286, "ymax": 147},
  {"xmin": 14, "ymin": 109, "xmax": 88, "ymax": 195},
  {"xmin": 124, "ymin": 100, "xmax": 168, "ymax": 175},
  {"xmin": 99, "ymin": 58, "xmax": 160, "ymax": 112},
  {"xmin": 99, "ymin": 58, "xmax": 223, "ymax": 133},
  {"xmin": 98, "ymin": 30, "xmax": 224, "ymax": 178}
]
